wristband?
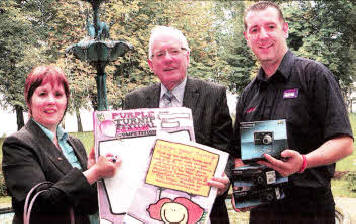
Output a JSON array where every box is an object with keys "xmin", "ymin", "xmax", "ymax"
[{"xmin": 298, "ymin": 155, "xmax": 307, "ymax": 173}]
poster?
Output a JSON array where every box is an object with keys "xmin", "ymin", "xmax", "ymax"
[{"xmin": 93, "ymin": 108, "xmax": 228, "ymax": 223}]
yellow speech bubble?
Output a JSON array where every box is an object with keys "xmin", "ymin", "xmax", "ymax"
[{"xmin": 146, "ymin": 140, "xmax": 220, "ymax": 197}]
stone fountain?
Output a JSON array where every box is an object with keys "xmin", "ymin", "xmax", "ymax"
[
  {"xmin": 66, "ymin": 0, "xmax": 132, "ymax": 111},
  {"xmin": 66, "ymin": 1, "xmax": 133, "ymax": 223}
]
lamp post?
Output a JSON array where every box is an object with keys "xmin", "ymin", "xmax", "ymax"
[{"xmin": 66, "ymin": 0, "xmax": 132, "ymax": 111}]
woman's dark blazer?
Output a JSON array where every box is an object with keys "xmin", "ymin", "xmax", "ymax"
[{"xmin": 2, "ymin": 119, "xmax": 97, "ymax": 224}]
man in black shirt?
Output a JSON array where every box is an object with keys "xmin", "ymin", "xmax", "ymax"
[{"xmin": 232, "ymin": 2, "xmax": 354, "ymax": 223}]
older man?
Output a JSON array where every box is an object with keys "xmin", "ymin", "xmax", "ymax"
[{"xmin": 124, "ymin": 26, "xmax": 233, "ymax": 223}]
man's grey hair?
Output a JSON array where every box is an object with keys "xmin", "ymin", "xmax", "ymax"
[{"xmin": 148, "ymin": 26, "xmax": 190, "ymax": 59}]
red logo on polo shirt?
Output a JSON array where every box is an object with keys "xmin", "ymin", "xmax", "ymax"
[{"xmin": 246, "ymin": 107, "xmax": 256, "ymax": 113}]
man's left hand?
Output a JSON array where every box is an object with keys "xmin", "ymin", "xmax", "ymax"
[
  {"xmin": 207, "ymin": 172, "xmax": 230, "ymax": 196},
  {"xmin": 257, "ymin": 149, "xmax": 304, "ymax": 176}
]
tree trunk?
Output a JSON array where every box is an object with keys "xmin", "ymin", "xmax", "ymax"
[
  {"xmin": 15, "ymin": 105, "xmax": 24, "ymax": 130},
  {"xmin": 76, "ymin": 108, "xmax": 83, "ymax": 132}
]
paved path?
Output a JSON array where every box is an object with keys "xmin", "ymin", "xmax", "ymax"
[{"xmin": 335, "ymin": 197, "xmax": 356, "ymax": 224}]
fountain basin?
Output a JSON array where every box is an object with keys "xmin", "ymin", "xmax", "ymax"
[{"xmin": 66, "ymin": 39, "xmax": 133, "ymax": 63}]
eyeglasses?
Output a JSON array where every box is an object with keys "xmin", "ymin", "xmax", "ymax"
[{"xmin": 152, "ymin": 48, "xmax": 187, "ymax": 59}]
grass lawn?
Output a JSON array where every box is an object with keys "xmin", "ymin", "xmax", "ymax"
[
  {"xmin": 332, "ymin": 147, "xmax": 356, "ymax": 197},
  {"xmin": 71, "ymin": 131, "xmax": 95, "ymax": 153},
  {"xmin": 331, "ymin": 113, "xmax": 356, "ymax": 197},
  {"xmin": 0, "ymin": 196, "xmax": 10, "ymax": 204}
]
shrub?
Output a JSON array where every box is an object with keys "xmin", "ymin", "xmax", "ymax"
[
  {"xmin": 346, "ymin": 171, "xmax": 356, "ymax": 192},
  {"xmin": 0, "ymin": 172, "xmax": 8, "ymax": 197}
]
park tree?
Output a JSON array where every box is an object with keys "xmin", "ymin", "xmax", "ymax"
[
  {"xmin": 0, "ymin": 0, "xmax": 55, "ymax": 130},
  {"xmin": 283, "ymin": 0, "xmax": 354, "ymax": 106},
  {"xmin": 104, "ymin": 0, "xmax": 162, "ymax": 108},
  {"xmin": 165, "ymin": 1, "xmax": 219, "ymax": 82},
  {"xmin": 212, "ymin": 1, "xmax": 256, "ymax": 94},
  {"xmin": 48, "ymin": 0, "xmax": 96, "ymax": 130}
]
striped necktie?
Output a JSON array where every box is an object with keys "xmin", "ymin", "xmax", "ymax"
[{"xmin": 163, "ymin": 92, "xmax": 174, "ymax": 107}]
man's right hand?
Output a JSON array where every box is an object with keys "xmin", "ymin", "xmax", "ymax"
[{"xmin": 257, "ymin": 149, "xmax": 304, "ymax": 176}]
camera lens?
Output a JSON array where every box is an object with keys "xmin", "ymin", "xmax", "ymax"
[{"xmin": 262, "ymin": 134, "xmax": 272, "ymax": 145}]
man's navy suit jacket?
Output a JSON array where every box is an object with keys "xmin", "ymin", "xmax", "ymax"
[{"xmin": 124, "ymin": 76, "xmax": 233, "ymax": 223}]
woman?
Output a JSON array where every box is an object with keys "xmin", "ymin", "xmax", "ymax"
[{"xmin": 2, "ymin": 65, "xmax": 120, "ymax": 224}]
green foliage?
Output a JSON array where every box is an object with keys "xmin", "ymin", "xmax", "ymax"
[
  {"xmin": 331, "ymin": 178, "xmax": 356, "ymax": 198},
  {"xmin": 48, "ymin": 0, "xmax": 101, "ymax": 111},
  {"xmin": 0, "ymin": 172, "xmax": 7, "ymax": 197},
  {"xmin": 336, "ymin": 151, "xmax": 356, "ymax": 172},
  {"xmin": 349, "ymin": 113, "xmax": 356, "ymax": 136},
  {"xmin": 0, "ymin": 137, "xmax": 6, "ymax": 197},
  {"xmin": 212, "ymin": 1, "xmax": 255, "ymax": 93},
  {"xmin": 283, "ymin": 0, "xmax": 354, "ymax": 99},
  {"xmin": 0, "ymin": 0, "xmax": 57, "ymax": 129},
  {"xmin": 332, "ymin": 113, "xmax": 356, "ymax": 196},
  {"xmin": 346, "ymin": 172, "xmax": 356, "ymax": 192},
  {"xmin": 334, "ymin": 114, "xmax": 356, "ymax": 173},
  {"xmin": 335, "ymin": 150, "xmax": 356, "ymax": 196}
]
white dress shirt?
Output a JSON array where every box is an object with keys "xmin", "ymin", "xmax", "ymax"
[{"xmin": 159, "ymin": 77, "xmax": 187, "ymax": 108}]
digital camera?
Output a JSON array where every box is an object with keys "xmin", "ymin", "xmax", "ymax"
[{"xmin": 254, "ymin": 131, "xmax": 273, "ymax": 145}]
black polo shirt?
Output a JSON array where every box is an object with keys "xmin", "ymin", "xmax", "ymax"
[{"xmin": 232, "ymin": 50, "xmax": 353, "ymax": 188}]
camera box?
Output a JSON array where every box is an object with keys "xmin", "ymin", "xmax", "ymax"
[
  {"xmin": 232, "ymin": 164, "xmax": 288, "ymax": 209},
  {"xmin": 232, "ymin": 164, "xmax": 288, "ymax": 187},
  {"xmin": 232, "ymin": 183, "xmax": 286, "ymax": 209},
  {"xmin": 240, "ymin": 119, "xmax": 288, "ymax": 162}
]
